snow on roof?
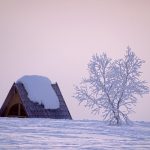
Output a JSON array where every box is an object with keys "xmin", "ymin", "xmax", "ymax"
[{"xmin": 17, "ymin": 75, "xmax": 60, "ymax": 109}]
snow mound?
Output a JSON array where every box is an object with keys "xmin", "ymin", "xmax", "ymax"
[
  {"xmin": 0, "ymin": 119, "xmax": 150, "ymax": 149},
  {"xmin": 17, "ymin": 75, "xmax": 60, "ymax": 109}
]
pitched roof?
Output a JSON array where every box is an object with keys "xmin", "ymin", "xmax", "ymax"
[{"xmin": 0, "ymin": 82, "xmax": 72, "ymax": 119}]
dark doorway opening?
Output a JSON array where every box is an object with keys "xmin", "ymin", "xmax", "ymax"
[{"xmin": 7, "ymin": 103, "xmax": 27, "ymax": 117}]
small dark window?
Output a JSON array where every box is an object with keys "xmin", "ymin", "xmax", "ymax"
[{"xmin": 15, "ymin": 88, "xmax": 17, "ymax": 94}]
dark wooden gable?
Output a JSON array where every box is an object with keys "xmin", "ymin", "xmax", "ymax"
[
  {"xmin": 0, "ymin": 83, "xmax": 72, "ymax": 119},
  {"xmin": 0, "ymin": 83, "xmax": 27, "ymax": 117}
]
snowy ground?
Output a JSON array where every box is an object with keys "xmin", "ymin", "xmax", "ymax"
[{"xmin": 0, "ymin": 118, "xmax": 150, "ymax": 150}]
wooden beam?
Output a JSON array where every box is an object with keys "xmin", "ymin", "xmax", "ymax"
[{"xmin": 18, "ymin": 104, "xmax": 21, "ymax": 116}]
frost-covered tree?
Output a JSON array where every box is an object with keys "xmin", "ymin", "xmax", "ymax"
[{"xmin": 74, "ymin": 48, "xmax": 149, "ymax": 125}]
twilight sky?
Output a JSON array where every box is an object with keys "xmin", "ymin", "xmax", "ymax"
[{"xmin": 0, "ymin": 0, "xmax": 150, "ymax": 121}]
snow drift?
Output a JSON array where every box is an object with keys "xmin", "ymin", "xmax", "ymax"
[
  {"xmin": 17, "ymin": 75, "xmax": 60, "ymax": 109},
  {"xmin": 0, "ymin": 118, "xmax": 150, "ymax": 149}
]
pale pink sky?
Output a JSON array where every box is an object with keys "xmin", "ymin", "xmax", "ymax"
[{"xmin": 0, "ymin": 0, "xmax": 150, "ymax": 121}]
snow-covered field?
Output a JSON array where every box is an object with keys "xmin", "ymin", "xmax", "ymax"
[{"xmin": 0, "ymin": 118, "xmax": 150, "ymax": 150}]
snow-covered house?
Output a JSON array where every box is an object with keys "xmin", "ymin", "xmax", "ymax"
[{"xmin": 0, "ymin": 75, "xmax": 72, "ymax": 119}]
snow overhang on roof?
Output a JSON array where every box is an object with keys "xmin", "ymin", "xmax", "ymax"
[{"xmin": 17, "ymin": 75, "xmax": 60, "ymax": 109}]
